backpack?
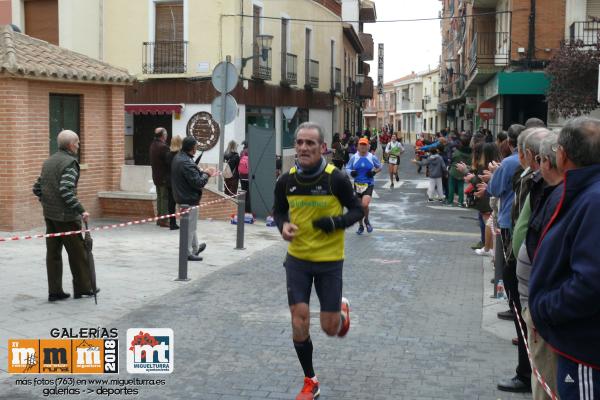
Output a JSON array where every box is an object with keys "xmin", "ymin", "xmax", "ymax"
[
  {"xmin": 238, "ymin": 154, "xmax": 249, "ymax": 176},
  {"xmin": 222, "ymin": 162, "xmax": 233, "ymax": 179}
]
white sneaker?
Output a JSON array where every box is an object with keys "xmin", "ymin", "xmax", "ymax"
[{"xmin": 475, "ymin": 248, "xmax": 493, "ymax": 257}]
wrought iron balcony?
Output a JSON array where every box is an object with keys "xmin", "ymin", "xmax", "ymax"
[
  {"xmin": 569, "ymin": 21, "xmax": 600, "ymax": 47},
  {"xmin": 468, "ymin": 32, "xmax": 510, "ymax": 75},
  {"xmin": 253, "ymin": 47, "xmax": 272, "ymax": 81},
  {"xmin": 358, "ymin": 76, "xmax": 373, "ymax": 99},
  {"xmin": 346, "ymin": 77, "xmax": 355, "ymax": 98},
  {"xmin": 142, "ymin": 41, "xmax": 188, "ymax": 74},
  {"xmin": 305, "ymin": 59, "xmax": 319, "ymax": 89},
  {"xmin": 281, "ymin": 53, "xmax": 297, "ymax": 85},
  {"xmin": 334, "ymin": 67, "xmax": 341, "ymax": 93}
]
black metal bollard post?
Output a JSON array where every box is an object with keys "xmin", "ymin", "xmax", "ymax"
[
  {"xmin": 176, "ymin": 205, "xmax": 190, "ymax": 281},
  {"xmin": 235, "ymin": 192, "xmax": 246, "ymax": 250}
]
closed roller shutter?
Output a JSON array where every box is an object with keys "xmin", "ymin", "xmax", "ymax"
[
  {"xmin": 24, "ymin": 0, "xmax": 58, "ymax": 45},
  {"xmin": 588, "ymin": 0, "xmax": 600, "ymax": 17}
]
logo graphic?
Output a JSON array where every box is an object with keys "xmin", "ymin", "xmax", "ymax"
[
  {"xmin": 565, "ymin": 374, "xmax": 575, "ymax": 383},
  {"xmin": 40, "ymin": 340, "xmax": 71, "ymax": 374},
  {"xmin": 8, "ymin": 338, "xmax": 119, "ymax": 374},
  {"xmin": 8, "ymin": 339, "xmax": 39, "ymax": 373},
  {"xmin": 127, "ymin": 329, "xmax": 173, "ymax": 374}
]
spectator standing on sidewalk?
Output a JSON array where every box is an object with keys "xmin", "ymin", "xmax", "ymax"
[
  {"xmin": 484, "ymin": 123, "xmax": 531, "ymax": 393},
  {"xmin": 446, "ymin": 134, "xmax": 472, "ymax": 207},
  {"xmin": 529, "ymin": 117, "xmax": 600, "ymax": 399},
  {"xmin": 171, "ymin": 136, "xmax": 216, "ymax": 262},
  {"xmin": 514, "ymin": 133, "xmax": 562, "ymax": 400},
  {"xmin": 223, "ymin": 140, "xmax": 240, "ymax": 196},
  {"xmin": 150, "ymin": 127, "xmax": 170, "ymax": 227},
  {"xmin": 239, "ymin": 140, "xmax": 251, "ymax": 213},
  {"xmin": 33, "ymin": 130, "xmax": 96, "ymax": 302},
  {"xmin": 165, "ymin": 135, "xmax": 182, "ymax": 230}
]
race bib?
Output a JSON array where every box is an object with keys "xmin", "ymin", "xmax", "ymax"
[
  {"xmin": 388, "ymin": 155, "xmax": 398, "ymax": 164},
  {"xmin": 355, "ymin": 183, "xmax": 369, "ymax": 194}
]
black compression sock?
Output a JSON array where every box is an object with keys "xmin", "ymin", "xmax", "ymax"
[{"xmin": 293, "ymin": 337, "xmax": 315, "ymax": 378}]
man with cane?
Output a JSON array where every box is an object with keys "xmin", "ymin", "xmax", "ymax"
[{"xmin": 33, "ymin": 130, "xmax": 99, "ymax": 302}]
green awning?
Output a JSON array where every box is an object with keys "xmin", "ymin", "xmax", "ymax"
[{"xmin": 497, "ymin": 72, "xmax": 549, "ymax": 95}]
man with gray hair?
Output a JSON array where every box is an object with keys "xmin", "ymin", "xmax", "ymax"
[
  {"xmin": 529, "ymin": 117, "xmax": 600, "ymax": 399},
  {"xmin": 513, "ymin": 133, "xmax": 562, "ymax": 399},
  {"xmin": 273, "ymin": 121, "xmax": 363, "ymax": 399},
  {"xmin": 150, "ymin": 127, "xmax": 170, "ymax": 227},
  {"xmin": 33, "ymin": 130, "xmax": 97, "ymax": 302}
]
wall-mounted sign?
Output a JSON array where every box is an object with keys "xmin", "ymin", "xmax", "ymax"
[
  {"xmin": 186, "ymin": 111, "xmax": 220, "ymax": 151},
  {"xmin": 478, "ymin": 100, "xmax": 496, "ymax": 121},
  {"xmin": 377, "ymin": 43, "xmax": 384, "ymax": 94}
]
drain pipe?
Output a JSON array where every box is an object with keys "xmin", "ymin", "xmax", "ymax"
[{"xmin": 527, "ymin": 0, "xmax": 536, "ymax": 68}]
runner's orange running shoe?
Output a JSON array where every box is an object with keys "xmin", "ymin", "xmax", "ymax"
[
  {"xmin": 337, "ymin": 297, "xmax": 350, "ymax": 337},
  {"xmin": 296, "ymin": 377, "xmax": 320, "ymax": 400}
]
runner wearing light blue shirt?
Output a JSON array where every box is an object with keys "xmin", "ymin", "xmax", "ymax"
[{"xmin": 346, "ymin": 138, "xmax": 381, "ymax": 234}]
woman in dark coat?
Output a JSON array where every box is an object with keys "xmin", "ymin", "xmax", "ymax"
[
  {"xmin": 165, "ymin": 135, "xmax": 183, "ymax": 230},
  {"xmin": 224, "ymin": 140, "xmax": 240, "ymax": 196}
]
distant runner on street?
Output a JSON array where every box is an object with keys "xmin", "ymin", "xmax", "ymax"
[
  {"xmin": 346, "ymin": 137, "xmax": 382, "ymax": 234},
  {"xmin": 273, "ymin": 122, "xmax": 364, "ymax": 400},
  {"xmin": 385, "ymin": 133, "xmax": 405, "ymax": 187}
]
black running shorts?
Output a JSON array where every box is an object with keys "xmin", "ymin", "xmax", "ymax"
[
  {"xmin": 354, "ymin": 184, "xmax": 374, "ymax": 198},
  {"xmin": 284, "ymin": 253, "xmax": 343, "ymax": 312}
]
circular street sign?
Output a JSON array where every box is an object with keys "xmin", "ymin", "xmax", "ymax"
[
  {"xmin": 211, "ymin": 94, "xmax": 238, "ymax": 126},
  {"xmin": 186, "ymin": 111, "xmax": 220, "ymax": 151},
  {"xmin": 211, "ymin": 61, "xmax": 238, "ymax": 94},
  {"xmin": 478, "ymin": 100, "xmax": 496, "ymax": 121}
]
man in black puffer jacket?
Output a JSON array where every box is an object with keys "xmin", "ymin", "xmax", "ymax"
[{"xmin": 171, "ymin": 136, "xmax": 216, "ymax": 261}]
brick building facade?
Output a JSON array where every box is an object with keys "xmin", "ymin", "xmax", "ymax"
[{"xmin": 0, "ymin": 25, "xmax": 133, "ymax": 231}]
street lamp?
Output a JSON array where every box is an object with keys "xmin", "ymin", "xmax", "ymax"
[{"xmin": 241, "ymin": 34, "xmax": 274, "ymax": 69}]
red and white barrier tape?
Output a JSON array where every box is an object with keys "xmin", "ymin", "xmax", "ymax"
[
  {"xmin": 511, "ymin": 301, "xmax": 558, "ymax": 400},
  {"xmin": 0, "ymin": 191, "xmax": 245, "ymax": 243}
]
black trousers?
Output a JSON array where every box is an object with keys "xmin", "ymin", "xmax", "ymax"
[
  {"xmin": 501, "ymin": 228, "xmax": 532, "ymax": 380},
  {"xmin": 45, "ymin": 218, "xmax": 92, "ymax": 295},
  {"xmin": 240, "ymin": 178, "xmax": 251, "ymax": 213},
  {"xmin": 167, "ymin": 186, "xmax": 177, "ymax": 227}
]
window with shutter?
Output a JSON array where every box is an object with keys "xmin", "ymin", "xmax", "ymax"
[
  {"xmin": 24, "ymin": 0, "xmax": 58, "ymax": 45},
  {"xmin": 588, "ymin": 0, "xmax": 600, "ymax": 17},
  {"xmin": 154, "ymin": 1, "xmax": 184, "ymax": 73}
]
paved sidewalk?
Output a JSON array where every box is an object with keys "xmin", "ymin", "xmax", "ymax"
[{"xmin": 0, "ymin": 218, "xmax": 280, "ymax": 374}]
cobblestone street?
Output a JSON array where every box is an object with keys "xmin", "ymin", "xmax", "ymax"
[{"xmin": 2, "ymin": 156, "xmax": 529, "ymax": 400}]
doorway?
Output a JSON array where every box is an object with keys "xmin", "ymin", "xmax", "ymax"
[{"xmin": 133, "ymin": 114, "xmax": 172, "ymax": 165}]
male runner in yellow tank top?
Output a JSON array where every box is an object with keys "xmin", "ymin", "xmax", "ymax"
[{"xmin": 273, "ymin": 122, "xmax": 364, "ymax": 400}]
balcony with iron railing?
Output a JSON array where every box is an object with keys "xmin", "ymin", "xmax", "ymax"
[
  {"xmin": 468, "ymin": 31, "xmax": 510, "ymax": 76},
  {"xmin": 281, "ymin": 53, "xmax": 297, "ymax": 85},
  {"xmin": 358, "ymin": 76, "xmax": 373, "ymax": 99},
  {"xmin": 142, "ymin": 41, "xmax": 188, "ymax": 74},
  {"xmin": 359, "ymin": 32, "xmax": 374, "ymax": 61},
  {"xmin": 569, "ymin": 21, "xmax": 600, "ymax": 47},
  {"xmin": 305, "ymin": 59, "xmax": 319, "ymax": 89},
  {"xmin": 253, "ymin": 46, "xmax": 272, "ymax": 81},
  {"xmin": 346, "ymin": 77, "xmax": 355, "ymax": 98},
  {"xmin": 333, "ymin": 67, "xmax": 341, "ymax": 93}
]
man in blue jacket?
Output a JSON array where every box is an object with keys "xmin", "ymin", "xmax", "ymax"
[{"xmin": 529, "ymin": 117, "xmax": 600, "ymax": 399}]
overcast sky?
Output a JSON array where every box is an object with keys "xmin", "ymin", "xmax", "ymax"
[{"xmin": 364, "ymin": 0, "xmax": 442, "ymax": 83}]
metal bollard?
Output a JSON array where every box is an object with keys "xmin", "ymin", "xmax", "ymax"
[
  {"xmin": 235, "ymin": 192, "xmax": 246, "ymax": 250},
  {"xmin": 176, "ymin": 205, "xmax": 190, "ymax": 281}
]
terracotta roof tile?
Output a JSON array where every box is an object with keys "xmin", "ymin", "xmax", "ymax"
[{"xmin": 0, "ymin": 25, "xmax": 134, "ymax": 84}]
